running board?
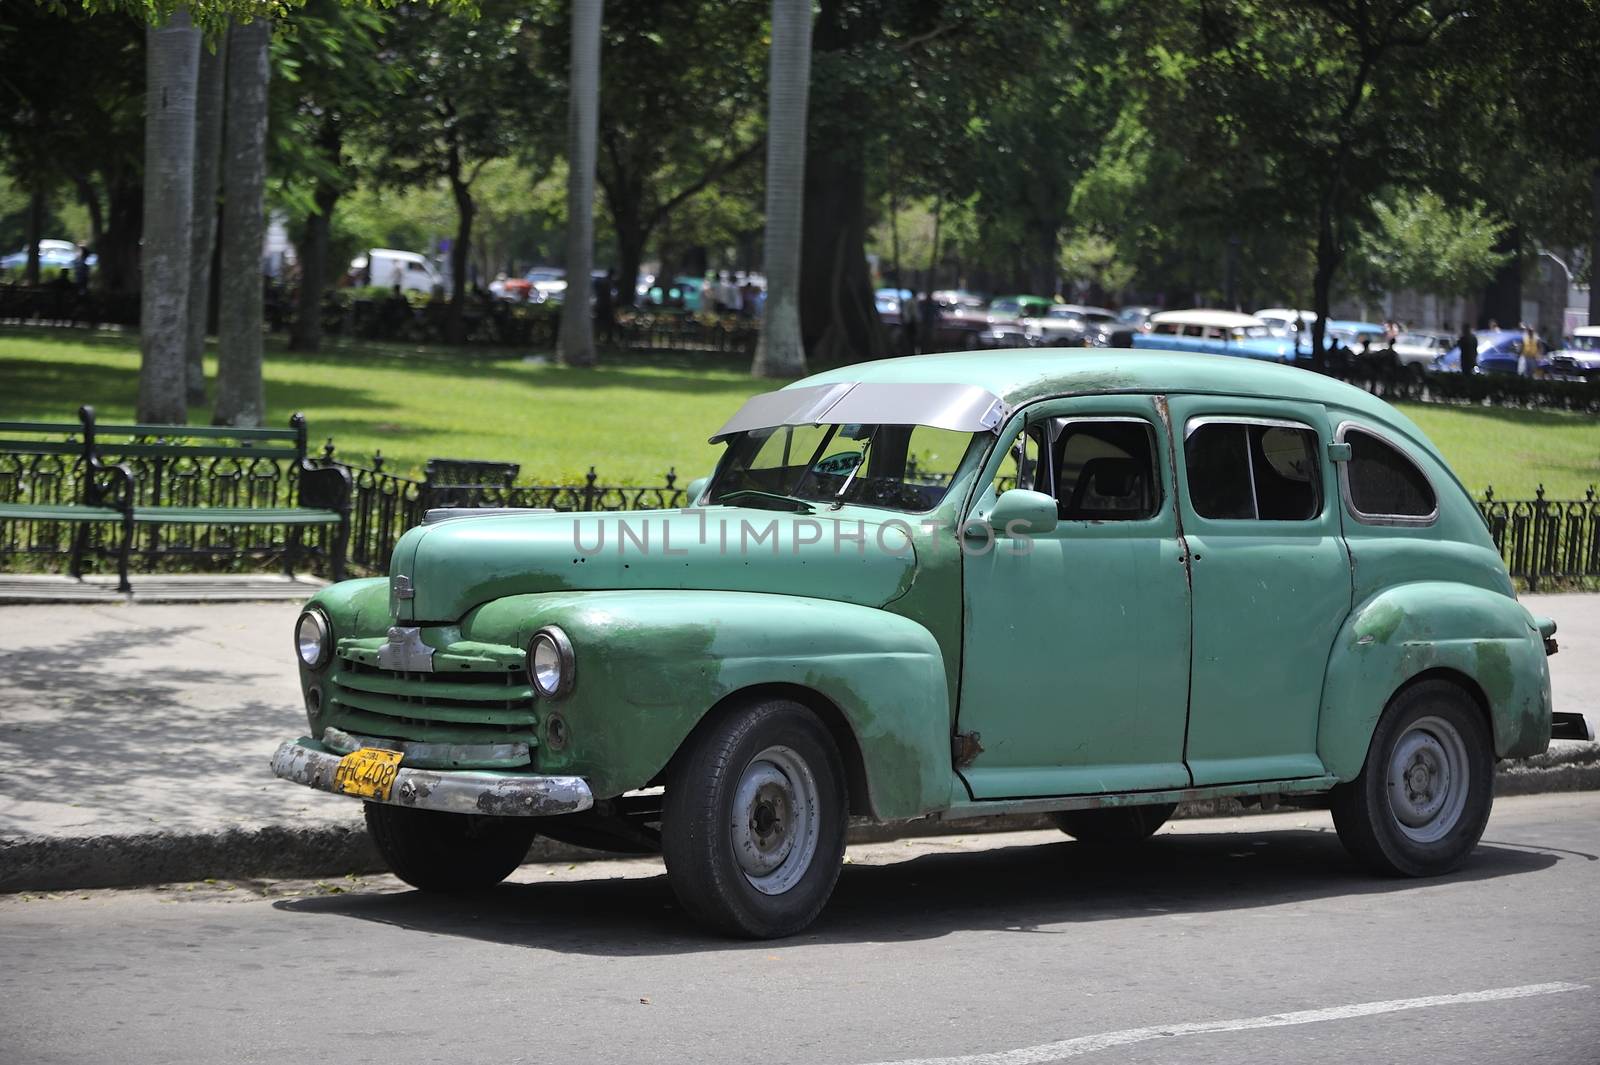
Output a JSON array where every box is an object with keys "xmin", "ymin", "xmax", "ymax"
[{"xmin": 932, "ymin": 775, "xmax": 1339, "ymax": 821}]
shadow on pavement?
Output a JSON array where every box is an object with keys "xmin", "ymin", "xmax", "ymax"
[{"xmin": 273, "ymin": 829, "xmax": 1558, "ymax": 955}]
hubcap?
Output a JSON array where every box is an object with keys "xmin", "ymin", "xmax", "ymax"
[
  {"xmin": 1385, "ymin": 715, "xmax": 1471, "ymax": 844},
  {"xmin": 729, "ymin": 745, "xmax": 821, "ymax": 896}
]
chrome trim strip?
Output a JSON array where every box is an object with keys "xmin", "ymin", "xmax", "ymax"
[{"xmin": 271, "ymin": 739, "xmax": 593, "ymax": 817}]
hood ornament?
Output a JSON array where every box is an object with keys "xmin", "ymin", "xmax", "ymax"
[{"xmin": 393, "ymin": 574, "xmax": 414, "ymax": 600}]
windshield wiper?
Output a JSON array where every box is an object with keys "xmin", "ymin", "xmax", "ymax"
[{"xmin": 715, "ymin": 489, "xmax": 815, "ymax": 513}]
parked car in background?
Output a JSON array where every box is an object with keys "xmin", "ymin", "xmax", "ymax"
[
  {"xmin": 1117, "ymin": 305, "xmax": 1159, "ymax": 331},
  {"xmin": 1391, "ymin": 331, "xmax": 1454, "ymax": 372},
  {"xmin": 1326, "ymin": 320, "xmax": 1387, "ymax": 351},
  {"xmin": 1021, "ymin": 304, "xmax": 1118, "ymax": 347},
  {"xmin": 1132, "ymin": 309, "xmax": 1296, "ymax": 361},
  {"xmin": 524, "ymin": 268, "xmax": 568, "ymax": 302},
  {"xmin": 1434, "ymin": 330, "xmax": 1547, "ymax": 375},
  {"xmin": 1, "ymin": 238, "xmax": 91, "ymax": 273},
  {"xmin": 272, "ymin": 349, "xmax": 1565, "ymax": 937},
  {"xmin": 352, "ymin": 249, "xmax": 441, "ymax": 294},
  {"xmin": 1546, "ymin": 327, "xmax": 1600, "ymax": 381},
  {"xmin": 988, "ymin": 295, "xmax": 1054, "ymax": 321}
]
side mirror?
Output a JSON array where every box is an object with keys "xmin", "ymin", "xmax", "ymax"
[
  {"xmin": 988, "ymin": 488, "xmax": 1058, "ymax": 537},
  {"xmin": 684, "ymin": 476, "xmax": 710, "ymax": 505}
]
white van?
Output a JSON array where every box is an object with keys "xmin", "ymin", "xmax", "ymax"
[{"xmin": 352, "ymin": 249, "xmax": 440, "ymax": 293}]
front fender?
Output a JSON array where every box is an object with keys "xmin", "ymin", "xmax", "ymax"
[
  {"xmin": 465, "ymin": 590, "xmax": 953, "ymax": 819},
  {"xmin": 1318, "ymin": 582, "xmax": 1553, "ymax": 780}
]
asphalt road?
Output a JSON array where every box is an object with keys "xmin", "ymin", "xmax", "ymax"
[{"xmin": 3, "ymin": 793, "xmax": 1596, "ymax": 1065}]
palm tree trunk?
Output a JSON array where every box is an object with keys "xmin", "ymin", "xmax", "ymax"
[
  {"xmin": 558, "ymin": 0, "xmax": 602, "ymax": 367},
  {"xmin": 751, "ymin": 0, "xmax": 813, "ymax": 378},
  {"xmin": 184, "ymin": 31, "xmax": 227, "ymax": 406},
  {"xmin": 214, "ymin": 17, "xmax": 271, "ymax": 428},
  {"xmin": 137, "ymin": 8, "xmax": 199, "ymax": 424}
]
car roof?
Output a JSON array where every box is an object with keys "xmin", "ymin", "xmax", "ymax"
[
  {"xmin": 1573, "ymin": 326, "xmax": 1600, "ymax": 338},
  {"xmin": 796, "ymin": 349, "xmax": 1433, "ymax": 450},
  {"xmin": 1150, "ymin": 309, "xmax": 1266, "ymax": 329},
  {"xmin": 1326, "ymin": 320, "xmax": 1384, "ymax": 332}
]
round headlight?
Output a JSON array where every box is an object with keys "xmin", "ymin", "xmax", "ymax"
[
  {"xmin": 296, "ymin": 609, "xmax": 331, "ymax": 669},
  {"xmin": 527, "ymin": 626, "xmax": 575, "ymax": 698}
]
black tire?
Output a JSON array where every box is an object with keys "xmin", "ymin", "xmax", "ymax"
[
  {"xmin": 1052, "ymin": 802, "xmax": 1177, "ymax": 846},
  {"xmin": 364, "ymin": 802, "xmax": 538, "ymax": 892},
  {"xmin": 1330, "ymin": 680, "xmax": 1494, "ymax": 877},
  {"xmin": 661, "ymin": 699, "xmax": 848, "ymax": 938}
]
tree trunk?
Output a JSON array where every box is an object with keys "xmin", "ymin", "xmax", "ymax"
[
  {"xmin": 446, "ymin": 154, "xmax": 474, "ymax": 345},
  {"xmin": 558, "ymin": 0, "xmax": 603, "ymax": 367},
  {"xmin": 137, "ymin": 8, "xmax": 200, "ymax": 425},
  {"xmin": 1590, "ymin": 146, "xmax": 1599, "ymax": 326},
  {"xmin": 1479, "ymin": 223, "xmax": 1523, "ymax": 330},
  {"xmin": 752, "ymin": 0, "xmax": 813, "ymax": 378},
  {"xmin": 289, "ymin": 173, "xmax": 338, "ymax": 353},
  {"xmin": 99, "ymin": 168, "xmax": 142, "ymax": 296},
  {"xmin": 23, "ymin": 187, "xmax": 45, "ymax": 286},
  {"xmin": 73, "ymin": 175, "xmax": 103, "ymax": 257},
  {"xmin": 214, "ymin": 17, "xmax": 271, "ymax": 428},
  {"xmin": 800, "ymin": 143, "xmax": 882, "ymax": 365},
  {"xmin": 184, "ymin": 31, "xmax": 226, "ymax": 406}
]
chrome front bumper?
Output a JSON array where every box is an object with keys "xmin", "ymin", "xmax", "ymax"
[{"xmin": 270, "ymin": 738, "xmax": 594, "ymax": 817}]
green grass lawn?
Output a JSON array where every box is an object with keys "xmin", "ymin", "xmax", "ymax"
[{"xmin": 2, "ymin": 327, "xmax": 1596, "ymax": 497}]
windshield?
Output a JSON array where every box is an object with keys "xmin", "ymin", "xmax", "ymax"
[
  {"xmin": 1567, "ymin": 335, "xmax": 1600, "ymax": 352},
  {"xmin": 709, "ymin": 423, "xmax": 979, "ymax": 512}
]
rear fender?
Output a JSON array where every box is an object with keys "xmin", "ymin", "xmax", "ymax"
[{"xmin": 1317, "ymin": 581, "xmax": 1553, "ymax": 780}]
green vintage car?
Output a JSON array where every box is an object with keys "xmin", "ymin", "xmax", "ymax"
[{"xmin": 272, "ymin": 350, "xmax": 1579, "ymax": 938}]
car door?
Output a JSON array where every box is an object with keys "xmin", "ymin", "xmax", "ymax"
[
  {"xmin": 956, "ymin": 395, "xmax": 1192, "ymax": 799},
  {"xmin": 1168, "ymin": 395, "xmax": 1351, "ymax": 785}
]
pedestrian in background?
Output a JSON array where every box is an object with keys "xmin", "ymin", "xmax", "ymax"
[
  {"xmin": 1457, "ymin": 324, "xmax": 1478, "ymax": 375},
  {"xmin": 1518, "ymin": 324, "xmax": 1538, "ymax": 378}
]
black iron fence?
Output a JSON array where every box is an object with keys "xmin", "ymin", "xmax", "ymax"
[{"xmin": 1479, "ymin": 486, "xmax": 1600, "ymax": 591}]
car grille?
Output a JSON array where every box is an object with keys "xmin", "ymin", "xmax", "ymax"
[{"xmin": 323, "ymin": 640, "xmax": 538, "ymax": 768}]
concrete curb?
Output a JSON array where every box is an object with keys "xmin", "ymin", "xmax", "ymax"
[{"xmin": 4, "ymin": 749, "xmax": 1596, "ymax": 893}]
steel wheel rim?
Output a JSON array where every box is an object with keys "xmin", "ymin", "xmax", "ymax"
[
  {"xmin": 730, "ymin": 744, "xmax": 821, "ymax": 896},
  {"xmin": 1385, "ymin": 714, "xmax": 1471, "ymax": 844}
]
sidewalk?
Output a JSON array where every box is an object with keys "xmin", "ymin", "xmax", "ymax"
[{"xmin": 2, "ymin": 594, "xmax": 1595, "ymax": 891}]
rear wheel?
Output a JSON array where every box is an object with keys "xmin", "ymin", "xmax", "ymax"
[
  {"xmin": 1330, "ymin": 680, "xmax": 1493, "ymax": 876},
  {"xmin": 1052, "ymin": 802, "xmax": 1177, "ymax": 846},
  {"xmin": 364, "ymin": 803, "xmax": 537, "ymax": 892},
  {"xmin": 662, "ymin": 698, "xmax": 848, "ymax": 938}
]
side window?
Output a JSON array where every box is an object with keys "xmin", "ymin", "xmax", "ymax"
[
  {"xmin": 1185, "ymin": 420, "xmax": 1321, "ymax": 521},
  {"xmin": 1342, "ymin": 427, "xmax": 1437, "ymax": 520},
  {"xmin": 1052, "ymin": 419, "xmax": 1159, "ymax": 520}
]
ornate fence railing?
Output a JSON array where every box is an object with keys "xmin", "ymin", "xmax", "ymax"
[{"xmin": 1478, "ymin": 486, "xmax": 1600, "ymax": 591}]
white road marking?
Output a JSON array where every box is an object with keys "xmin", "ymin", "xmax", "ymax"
[{"xmin": 862, "ymin": 982, "xmax": 1590, "ymax": 1065}]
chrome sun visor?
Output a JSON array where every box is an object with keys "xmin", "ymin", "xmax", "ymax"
[{"xmin": 710, "ymin": 381, "xmax": 1007, "ymax": 442}]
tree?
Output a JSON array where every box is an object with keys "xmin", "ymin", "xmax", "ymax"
[
  {"xmin": 1348, "ymin": 190, "xmax": 1510, "ymax": 301},
  {"xmin": 184, "ymin": 31, "xmax": 226, "ymax": 403},
  {"xmin": 137, "ymin": 7, "xmax": 199, "ymax": 424},
  {"xmin": 530, "ymin": 0, "xmax": 767, "ymax": 307},
  {"xmin": 751, "ymin": 0, "xmax": 812, "ymax": 378},
  {"xmin": 375, "ymin": 1, "xmax": 544, "ymax": 345},
  {"xmin": 273, "ymin": 0, "xmax": 396, "ymax": 353},
  {"xmin": 213, "ymin": 16, "xmax": 270, "ymax": 427},
  {"xmin": 558, "ymin": 0, "xmax": 602, "ymax": 367}
]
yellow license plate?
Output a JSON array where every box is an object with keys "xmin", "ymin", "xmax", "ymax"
[{"xmin": 332, "ymin": 747, "xmax": 404, "ymax": 801}]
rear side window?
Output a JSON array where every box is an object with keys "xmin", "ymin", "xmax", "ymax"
[
  {"xmin": 1185, "ymin": 420, "xmax": 1321, "ymax": 521},
  {"xmin": 1052, "ymin": 419, "xmax": 1159, "ymax": 520},
  {"xmin": 1342, "ymin": 427, "xmax": 1436, "ymax": 521}
]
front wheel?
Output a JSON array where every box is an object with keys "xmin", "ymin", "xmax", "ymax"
[
  {"xmin": 364, "ymin": 803, "xmax": 538, "ymax": 892},
  {"xmin": 1053, "ymin": 802, "xmax": 1177, "ymax": 846},
  {"xmin": 662, "ymin": 699, "xmax": 848, "ymax": 938},
  {"xmin": 1330, "ymin": 680, "xmax": 1494, "ymax": 877}
]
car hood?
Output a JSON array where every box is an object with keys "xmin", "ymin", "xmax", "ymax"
[{"xmin": 388, "ymin": 507, "xmax": 921, "ymax": 623}]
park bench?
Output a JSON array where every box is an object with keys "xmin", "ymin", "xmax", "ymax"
[
  {"xmin": 0, "ymin": 407, "xmax": 352, "ymax": 589},
  {"xmin": 0, "ymin": 405, "xmax": 136, "ymax": 590}
]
